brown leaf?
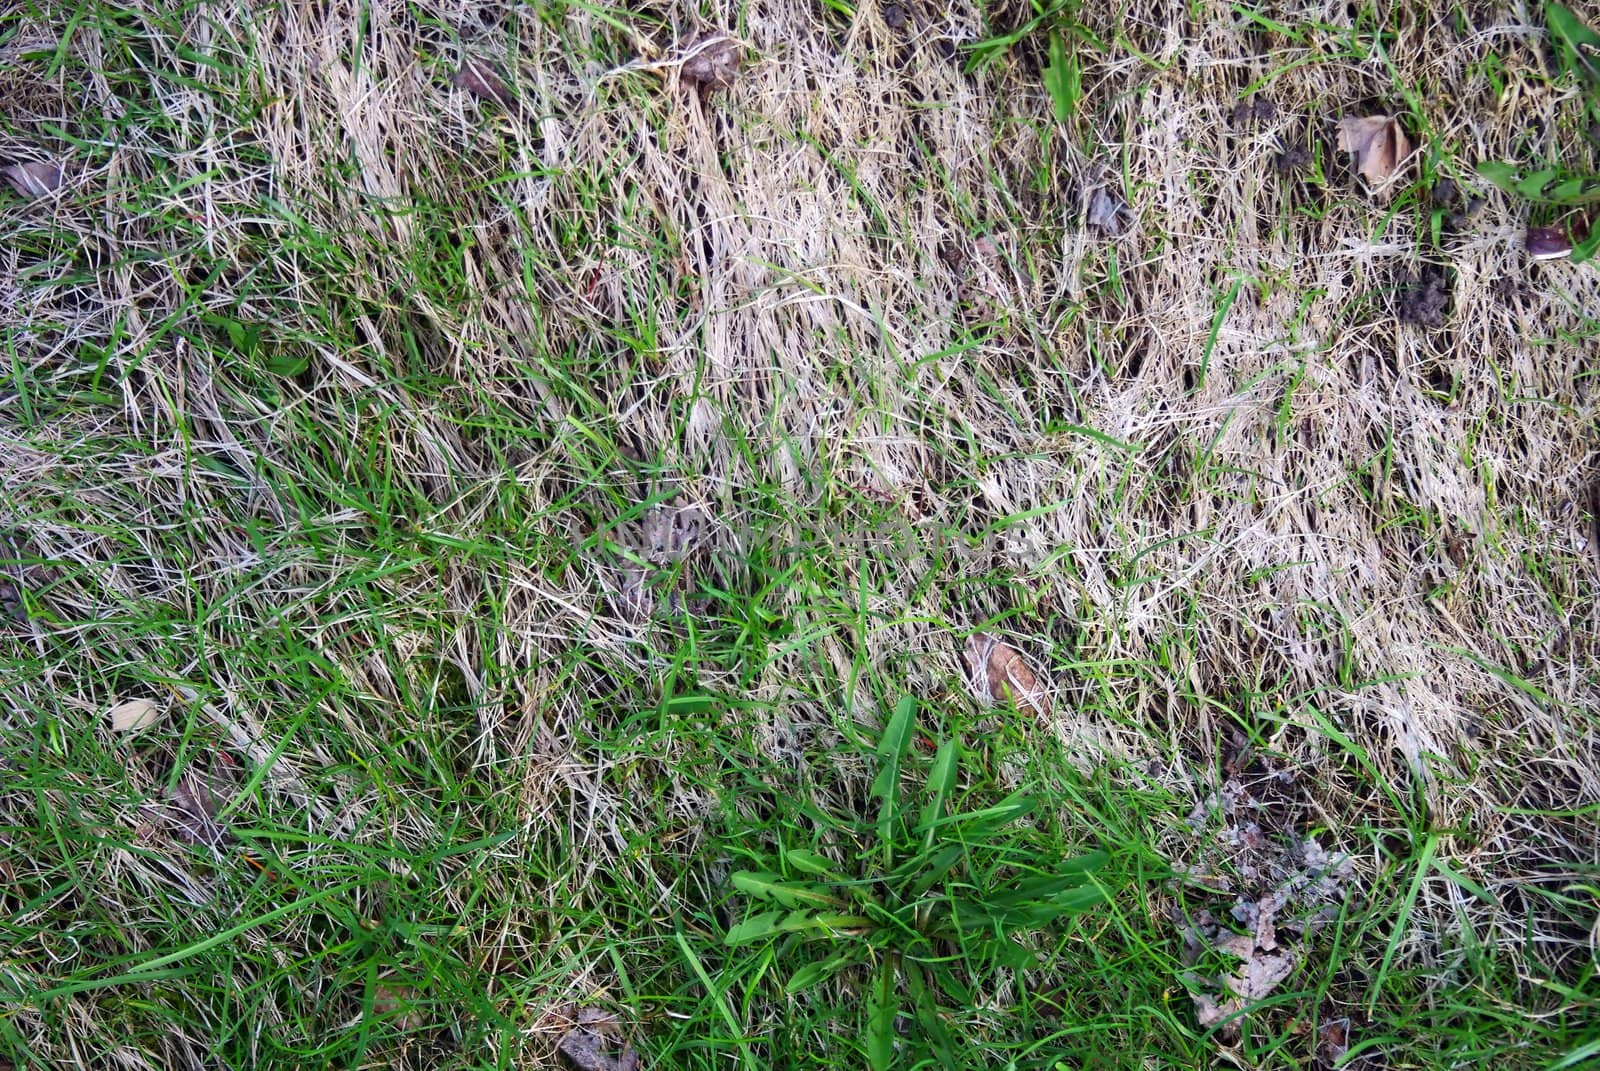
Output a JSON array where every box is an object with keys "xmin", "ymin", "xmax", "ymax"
[
  {"xmin": 1193, "ymin": 991, "xmax": 1244, "ymax": 1032},
  {"xmin": 963, "ymin": 633, "xmax": 1051, "ymax": 718},
  {"xmin": 165, "ymin": 774, "xmax": 232, "ymax": 847},
  {"xmin": 371, "ymin": 982, "xmax": 428, "ymax": 1032},
  {"xmin": 3, "ymin": 160, "xmax": 64, "ymax": 198},
  {"xmin": 558, "ymin": 1010, "xmax": 638, "ymax": 1071},
  {"xmin": 1086, "ymin": 186, "xmax": 1128, "ymax": 234},
  {"xmin": 1318, "ymin": 1018, "xmax": 1350, "ymax": 1066},
  {"xmin": 109, "ymin": 697, "xmax": 162, "ymax": 733},
  {"xmin": 1230, "ymin": 949, "xmax": 1295, "ymax": 999},
  {"xmin": 452, "ymin": 58, "xmax": 516, "ymax": 109},
  {"xmin": 1335, "ymin": 115, "xmax": 1412, "ymax": 188},
  {"xmin": 678, "ymin": 32, "xmax": 742, "ymax": 88}
]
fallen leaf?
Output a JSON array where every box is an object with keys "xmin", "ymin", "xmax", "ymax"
[
  {"xmin": 452, "ymin": 57, "xmax": 516, "ymax": 109},
  {"xmin": 558, "ymin": 1009, "xmax": 638, "ymax": 1071},
  {"xmin": 963, "ymin": 633, "xmax": 1051, "ymax": 718},
  {"xmin": 1335, "ymin": 114, "xmax": 1412, "ymax": 188},
  {"xmin": 165, "ymin": 774, "xmax": 232, "ymax": 846},
  {"xmin": 1086, "ymin": 186, "xmax": 1128, "ymax": 234},
  {"xmin": 1318, "ymin": 1017, "xmax": 1350, "ymax": 1066},
  {"xmin": 1230, "ymin": 949, "xmax": 1294, "ymax": 999},
  {"xmin": 610, "ymin": 562, "xmax": 653, "ymax": 623},
  {"xmin": 2, "ymin": 160, "xmax": 64, "ymax": 198},
  {"xmin": 678, "ymin": 32, "xmax": 742, "ymax": 89},
  {"xmin": 1526, "ymin": 225, "xmax": 1572, "ymax": 261},
  {"xmin": 109, "ymin": 697, "xmax": 162, "ymax": 733},
  {"xmin": 371, "ymin": 982, "xmax": 428, "ymax": 1031},
  {"xmin": 642, "ymin": 504, "xmax": 703, "ymax": 563},
  {"xmin": 1193, "ymin": 991, "xmax": 1244, "ymax": 1032}
]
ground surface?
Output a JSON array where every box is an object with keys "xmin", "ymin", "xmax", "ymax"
[{"xmin": 2, "ymin": 0, "xmax": 1599, "ymax": 1068}]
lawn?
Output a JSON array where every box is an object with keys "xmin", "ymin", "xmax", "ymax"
[{"xmin": 2, "ymin": 0, "xmax": 1598, "ymax": 1068}]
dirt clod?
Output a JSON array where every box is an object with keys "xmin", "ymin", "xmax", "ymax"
[
  {"xmin": 1396, "ymin": 269, "xmax": 1451, "ymax": 328},
  {"xmin": 679, "ymin": 33, "xmax": 742, "ymax": 89}
]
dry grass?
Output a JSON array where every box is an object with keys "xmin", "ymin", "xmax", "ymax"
[{"xmin": 2, "ymin": 0, "xmax": 1598, "ymax": 1066}]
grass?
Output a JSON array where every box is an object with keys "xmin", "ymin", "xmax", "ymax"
[{"xmin": 3, "ymin": 0, "xmax": 1600, "ymax": 1067}]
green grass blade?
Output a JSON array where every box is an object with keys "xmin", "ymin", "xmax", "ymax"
[{"xmin": 1370, "ymin": 833, "xmax": 1439, "ymax": 1012}]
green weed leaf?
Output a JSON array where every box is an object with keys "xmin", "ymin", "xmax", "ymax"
[
  {"xmin": 916, "ymin": 738, "xmax": 958, "ymax": 847},
  {"xmin": 866, "ymin": 955, "xmax": 897, "ymax": 1071},
  {"xmin": 1574, "ymin": 225, "xmax": 1600, "ymax": 264},
  {"xmin": 870, "ymin": 696, "xmax": 917, "ymax": 861},
  {"xmin": 906, "ymin": 965, "xmax": 958, "ymax": 1068},
  {"xmin": 1547, "ymin": 3, "xmax": 1600, "ymax": 86},
  {"xmin": 1477, "ymin": 162, "xmax": 1600, "ymax": 205},
  {"xmin": 784, "ymin": 849, "xmax": 840, "ymax": 878},
  {"xmin": 1044, "ymin": 32, "xmax": 1080, "ymax": 125},
  {"xmin": 730, "ymin": 871, "xmax": 840, "ymax": 909},
  {"xmin": 725, "ymin": 910, "xmax": 785, "ymax": 945},
  {"xmin": 785, "ymin": 953, "xmax": 854, "ymax": 995}
]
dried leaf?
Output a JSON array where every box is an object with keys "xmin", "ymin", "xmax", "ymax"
[
  {"xmin": 371, "ymin": 983, "xmax": 427, "ymax": 1031},
  {"xmin": 1086, "ymin": 186, "xmax": 1128, "ymax": 234},
  {"xmin": 963, "ymin": 633, "xmax": 1051, "ymax": 718},
  {"xmin": 642, "ymin": 504, "xmax": 703, "ymax": 563},
  {"xmin": 2, "ymin": 160, "xmax": 64, "ymax": 198},
  {"xmin": 678, "ymin": 32, "xmax": 742, "ymax": 89},
  {"xmin": 558, "ymin": 1010, "xmax": 638, "ymax": 1071},
  {"xmin": 1335, "ymin": 114, "xmax": 1413, "ymax": 188},
  {"xmin": 1318, "ymin": 1018, "xmax": 1350, "ymax": 1066},
  {"xmin": 1231, "ymin": 950, "xmax": 1294, "ymax": 999},
  {"xmin": 611, "ymin": 563, "xmax": 653, "ymax": 623},
  {"xmin": 109, "ymin": 697, "xmax": 162, "ymax": 733},
  {"xmin": 452, "ymin": 57, "xmax": 516, "ymax": 109},
  {"xmin": 1193, "ymin": 991, "xmax": 1244, "ymax": 1031},
  {"xmin": 166, "ymin": 775, "xmax": 232, "ymax": 846}
]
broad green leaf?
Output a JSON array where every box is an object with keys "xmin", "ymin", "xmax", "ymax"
[
  {"xmin": 778, "ymin": 909, "xmax": 872, "ymax": 934},
  {"xmin": 784, "ymin": 848, "xmax": 841, "ymax": 878},
  {"xmin": 989, "ymin": 852, "xmax": 1110, "ymax": 906},
  {"xmin": 870, "ymin": 697, "xmax": 917, "ymax": 863},
  {"xmin": 725, "ymin": 910, "xmax": 785, "ymax": 946},
  {"xmin": 264, "ymin": 352, "xmax": 309, "ymax": 377},
  {"xmin": 907, "ymin": 843, "xmax": 966, "ymax": 899},
  {"xmin": 865, "ymin": 955, "xmax": 897, "ymax": 1071},
  {"xmin": 916, "ymin": 738, "xmax": 959, "ymax": 848},
  {"xmin": 731, "ymin": 871, "xmax": 841, "ymax": 909},
  {"xmin": 1477, "ymin": 161, "xmax": 1600, "ymax": 205},
  {"xmin": 992, "ymin": 937, "xmax": 1038, "ymax": 970},
  {"xmin": 1043, "ymin": 32, "xmax": 1080, "ymax": 125},
  {"xmin": 728, "ymin": 906, "xmax": 873, "ymax": 946},
  {"xmin": 1574, "ymin": 226, "xmax": 1600, "ymax": 265},
  {"xmin": 1041, "ymin": 884, "xmax": 1111, "ymax": 915},
  {"xmin": 906, "ymin": 964, "xmax": 958, "ymax": 1069},
  {"xmin": 1547, "ymin": 3, "xmax": 1600, "ymax": 85},
  {"xmin": 936, "ymin": 791, "xmax": 1036, "ymax": 837},
  {"xmin": 786, "ymin": 953, "xmax": 854, "ymax": 995}
]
